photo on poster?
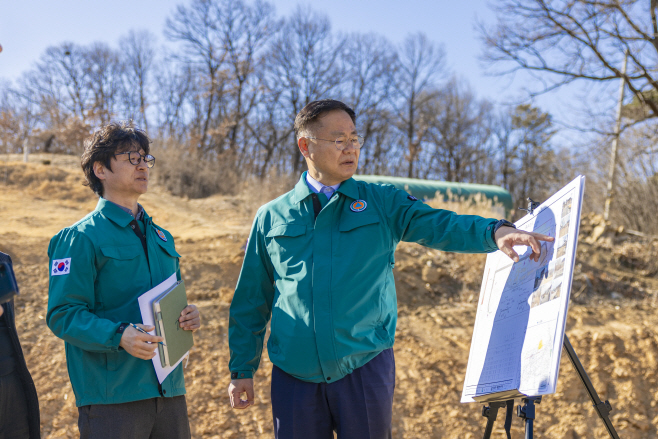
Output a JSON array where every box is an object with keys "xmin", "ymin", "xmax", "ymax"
[
  {"xmin": 550, "ymin": 279, "xmax": 562, "ymax": 301},
  {"xmin": 556, "ymin": 236, "xmax": 568, "ymax": 259},
  {"xmin": 530, "ymin": 289, "xmax": 541, "ymax": 308},
  {"xmin": 554, "ymin": 257, "xmax": 566, "ymax": 277},
  {"xmin": 539, "ymin": 284, "xmax": 551, "ymax": 305},
  {"xmin": 559, "ymin": 221, "xmax": 570, "ymax": 238},
  {"xmin": 561, "ymin": 197, "xmax": 572, "ymax": 218}
]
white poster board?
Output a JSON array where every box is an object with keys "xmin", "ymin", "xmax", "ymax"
[{"xmin": 461, "ymin": 176, "xmax": 585, "ymax": 403}]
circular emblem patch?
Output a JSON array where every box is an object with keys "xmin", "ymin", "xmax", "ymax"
[
  {"xmin": 156, "ymin": 229, "xmax": 167, "ymax": 242},
  {"xmin": 350, "ymin": 200, "xmax": 367, "ymax": 212}
]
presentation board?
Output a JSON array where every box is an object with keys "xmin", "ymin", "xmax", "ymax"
[{"xmin": 461, "ymin": 176, "xmax": 585, "ymax": 403}]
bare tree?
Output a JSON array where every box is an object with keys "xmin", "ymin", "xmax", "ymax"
[
  {"xmin": 84, "ymin": 42, "xmax": 124, "ymax": 124},
  {"xmin": 166, "ymin": 0, "xmax": 230, "ymax": 151},
  {"xmin": 341, "ymin": 34, "xmax": 397, "ymax": 175},
  {"xmin": 153, "ymin": 60, "xmax": 197, "ymax": 143},
  {"xmin": 119, "ymin": 30, "xmax": 157, "ymax": 132},
  {"xmin": 265, "ymin": 5, "xmax": 344, "ymax": 172},
  {"xmin": 390, "ymin": 33, "xmax": 447, "ymax": 177},
  {"xmin": 217, "ymin": 0, "xmax": 277, "ymax": 159},
  {"xmin": 481, "ymin": 0, "xmax": 658, "ymax": 123},
  {"xmin": 507, "ymin": 104, "xmax": 559, "ymax": 213},
  {"xmin": 424, "ymin": 77, "xmax": 495, "ymax": 182}
]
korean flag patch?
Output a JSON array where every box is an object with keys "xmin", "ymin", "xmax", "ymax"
[{"xmin": 51, "ymin": 258, "xmax": 71, "ymax": 276}]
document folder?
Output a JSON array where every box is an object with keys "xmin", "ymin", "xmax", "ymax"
[{"xmin": 152, "ymin": 280, "xmax": 194, "ymax": 368}]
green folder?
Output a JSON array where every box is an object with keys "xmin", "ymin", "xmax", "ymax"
[{"xmin": 153, "ymin": 280, "xmax": 194, "ymax": 368}]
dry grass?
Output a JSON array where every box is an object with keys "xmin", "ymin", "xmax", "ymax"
[
  {"xmin": 0, "ymin": 160, "xmax": 94, "ymax": 206},
  {"xmin": 425, "ymin": 189, "xmax": 506, "ymax": 219}
]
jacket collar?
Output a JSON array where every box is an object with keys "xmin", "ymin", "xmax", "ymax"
[
  {"xmin": 336, "ymin": 176, "xmax": 359, "ymax": 200},
  {"xmin": 292, "ymin": 172, "xmax": 359, "ymax": 204},
  {"xmin": 95, "ymin": 198, "xmax": 147, "ymax": 228}
]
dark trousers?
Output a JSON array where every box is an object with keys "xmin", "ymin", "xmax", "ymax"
[
  {"xmin": 78, "ymin": 396, "xmax": 191, "ymax": 439},
  {"xmin": 0, "ymin": 369, "xmax": 30, "ymax": 439},
  {"xmin": 271, "ymin": 348, "xmax": 395, "ymax": 439}
]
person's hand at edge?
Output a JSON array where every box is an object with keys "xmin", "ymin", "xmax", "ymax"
[
  {"xmin": 179, "ymin": 304, "xmax": 200, "ymax": 331},
  {"xmin": 119, "ymin": 324, "xmax": 163, "ymax": 360},
  {"xmin": 495, "ymin": 227, "xmax": 554, "ymax": 263},
  {"xmin": 228, "ymin": 378, "xmax": 255, "ymax": 409}
]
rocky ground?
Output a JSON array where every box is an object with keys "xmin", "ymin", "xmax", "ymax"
[{"xmin": 1, "ymin": 155, "xmax": 657, "ymax": 438}]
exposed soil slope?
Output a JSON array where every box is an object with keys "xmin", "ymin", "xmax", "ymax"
[{"xmin": 1, "ymin": 156, "xmax": 657, "ymax": 438}]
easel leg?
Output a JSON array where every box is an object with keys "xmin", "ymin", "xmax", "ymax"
[
  {"xmin": 563, "ymin": 335, "xmax": 620, "ymax": 439},
  {"xmin": 481, "ymin": 400, "xmax": 514, "ymax": 439},
  {"xmin": 517, "ymin": 397, "xmax": 541, "ymax": 439}
]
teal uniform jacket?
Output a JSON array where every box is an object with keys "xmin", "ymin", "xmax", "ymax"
[
  {"xmin": 228, "ymin": 172, "xmax": 499, "ymax": 384},
  {"xmin": 47, "ymin": 198, "xmax": 185, "ymax": 407}
]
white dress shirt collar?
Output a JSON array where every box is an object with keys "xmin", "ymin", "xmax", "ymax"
[{"xmin": 305, "ymin": 173, "xmax": 341, "ymax": 197}]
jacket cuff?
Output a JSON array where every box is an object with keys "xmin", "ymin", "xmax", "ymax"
[
  {"xmin": 484, "ymin": 219, "xmax": 499, "ymax": 251},
  {"xmin": 110, "ymin": 324, "xmax": 124, "ymax": 351},
  {"xmin": 231, "ymin": 371, "xmax": 253, "ymax": 380}
]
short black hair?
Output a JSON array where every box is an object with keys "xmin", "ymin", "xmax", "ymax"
[
  {"xmin": 81, "ymin": 121, "xmax": 150, "ymax": 197},
  {"xmin": 294, "ymin": 99, "xmax": 356, "ymax": 139}
]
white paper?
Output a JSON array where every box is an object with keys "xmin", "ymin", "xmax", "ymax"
[
  {"xmin": 461, "ymin": 176, "xmax": 585, "ymax": 402},
  {"xmin": 137, "ymin": 273, "xmax": 188, "ymax": 384}
]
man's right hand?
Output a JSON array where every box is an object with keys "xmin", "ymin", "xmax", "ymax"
[
  {"xmin": 119, "ymin": 324, "xmax": 163, "ymax": 360},
  {"xmin": 228, "ymin": 378, "xmax": 254, "ymax": 409}
]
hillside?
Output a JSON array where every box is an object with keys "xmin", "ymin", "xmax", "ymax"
[{"xmin": 1, "ymin": 155, "xmax": 657, "ymax": 438}]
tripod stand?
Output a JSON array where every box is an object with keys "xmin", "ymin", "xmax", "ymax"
[{"xmin": 481, "ymin": 335, "xmax": 620, "ymax": 438}]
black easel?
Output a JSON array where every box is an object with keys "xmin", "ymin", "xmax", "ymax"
[
  {"xmin": 482, "ymin": 400, "xmax": 514, "ymax": 439},
  {"xmin": 563, "ymin": 335, "xmax": 619, "ymax": 439},
  {"xmin": 516, "ymin": 396, "xmax": 541, "ymax": 439},
  {"xmin": 480, "ymin": 199, "xmax": 620, "ymax": 438},
  {"xmin": 481, "ymin": 337, "xmax": 619, "ymax": 438}
]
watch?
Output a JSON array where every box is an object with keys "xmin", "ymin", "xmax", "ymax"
[
  {"xmin": 116, "ymin": 322, "xmax": 130, "ymax": 334},
  {"xmin": 492, "ymin": 219, "xmax": 516, "ymax": 241}
]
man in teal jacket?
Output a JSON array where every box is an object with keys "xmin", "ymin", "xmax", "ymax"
[
  {"xmin": 228, "ymin": 100, "xmax": 552, "ymax": 438},
  {"xmin": 47, "ymin": 122, "xmax": 200, "ymax": 438}
]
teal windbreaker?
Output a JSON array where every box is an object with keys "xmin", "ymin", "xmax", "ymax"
[
  {"xmin": 228, "ymin": 173, "xmax": 499, "ymax": 383},
  {"xmin": 47, "ymin": 198, "xmax": 185, "ymax": 407}
]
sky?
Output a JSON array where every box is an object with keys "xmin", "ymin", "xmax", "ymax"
[{"xmin": 0, "ymin": 0, "xmax": 609, "ymax": 145}]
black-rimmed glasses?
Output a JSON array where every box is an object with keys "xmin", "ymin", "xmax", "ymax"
[
  {"xmin": 114, "ymin": 151, "xmax": 156, "ymax": 168},
  {"xmin": 307, "ymin": 135, "xmax": 365, "ymax": 151}
]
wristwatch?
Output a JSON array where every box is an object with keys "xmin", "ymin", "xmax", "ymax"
[
  {"xmin": 116, "ymin": 322, "xmax": 130, "ymax": 334},
  {"xmin": 492, "ymin": 219, "xmax": 516, "ymax": 241}
]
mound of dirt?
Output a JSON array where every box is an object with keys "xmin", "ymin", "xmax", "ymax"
[{"xmin": 2, "ymin": 157, "xmax": 658, "ymax": 438}]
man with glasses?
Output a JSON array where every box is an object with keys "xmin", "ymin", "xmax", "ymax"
[
  {"xmin": 47, "ymin": 122, "xmax": 200, "ymax": 438},
  {"xmin": 228, "ymin": 100, "xmax": 552, "ymax": 438}
]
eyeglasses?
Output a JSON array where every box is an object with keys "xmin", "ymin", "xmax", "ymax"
[
  {"xmin": 307, "ymin": 135, "xmax": 365, "ymax": 151},
  {"xmin": 114, "ymin": 151, "xmax": 156, "ymax": 168}
]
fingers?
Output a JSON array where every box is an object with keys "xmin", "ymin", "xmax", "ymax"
[
  {"xmin": 500, "ymin": 243, "xmax": 520, "ymax": 263},
  {"xmin": 180, "ymin": 305, "xmax": 197, "ymax": 316},
  {"xmin": 530, "ymin": 232, "xmax": 554, "ymax": 242},
  {"xmin": 136, "ymin": 324, "xmax": 155, "ymax": 332},
  {"xmin": 133, "ymin": 344, "xmax": 158, "ymax": 360},
  {"xmin": 141, "ymin": 333, "xmax": 164, "ymax": 344},
  {"xmin": 229, "ymin": 380, "xmax": 255, "ymax": 410},
  {"xmin": 526, "ymin": 235, "xmax": 542, "ymax": 262},
  {"xmin": 180, "ymin": 305, "xmax": 201, "ymax": 331}
]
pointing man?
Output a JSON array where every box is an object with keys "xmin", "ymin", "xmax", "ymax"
[{"xmin": 228, "ymin": 100, "xmax": 551, "ymax": 438}]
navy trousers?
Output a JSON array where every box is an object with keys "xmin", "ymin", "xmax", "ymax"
[{"xmin": 271, "ymin": 348, "xmax": 395, "ymax": 439}]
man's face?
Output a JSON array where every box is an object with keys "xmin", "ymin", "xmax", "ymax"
[
  {"xmin": 301, "ymin": 110, "xmax": 360, "ymax": 186},
  {"xmin": 95, "ymin": 146, "xmax": 149, "ymax": 200}
]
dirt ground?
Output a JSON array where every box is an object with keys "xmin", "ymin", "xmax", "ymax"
[{"xmin": 2, "ymin": 155, "xmax": 658, "ymax": 438}]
